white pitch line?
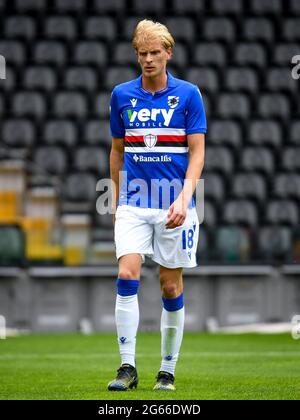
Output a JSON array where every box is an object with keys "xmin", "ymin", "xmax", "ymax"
[{"xmin": 0, "ymin": 351, "xmax": 299, "ymax": 360}]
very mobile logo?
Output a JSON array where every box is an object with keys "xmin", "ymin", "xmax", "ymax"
[{"xmin": 128, "ymin": 108, "xmax": 175, "ymax": 126}]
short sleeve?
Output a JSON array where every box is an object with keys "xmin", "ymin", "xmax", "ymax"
[
  {"xmin": 185, "ymin": 85, "xmax": 207, "ymax": 135},
  {"xmin": 109, "ymin": 88, "xmax": 125, "ymax": 138}
]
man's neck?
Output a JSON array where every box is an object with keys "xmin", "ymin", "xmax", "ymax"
[{"xmin": 142, "ymin": 71, "xmax": 168, "ymax": 93}]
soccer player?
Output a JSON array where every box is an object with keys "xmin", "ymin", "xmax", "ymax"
[{"xmin": 108, "ymin": 19, "xmax": 206, "ymax": 391}]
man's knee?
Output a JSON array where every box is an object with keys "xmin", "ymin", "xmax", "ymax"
[
  {"xmin": 118, "ymin": 254, "xmax": 141, "ymax": 280},
  {"xmin": 160, "ymin": 270, "xmax": 183, "ymax": 298},
  {"xmin": 161, "ymin": 282, "xmax": 179, "ymax": 298},
  {"xmin": 118, "ymin": 267, "xmax": 140, "ymax": 280}
]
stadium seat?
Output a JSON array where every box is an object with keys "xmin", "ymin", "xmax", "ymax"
[
  {"xmin": 267, "ymin": 68, "xmax": 298, "ymax": 93},
  {"xmin": 220, "ymin": 115, "xmax": 242, "ymax": 140},
  {"xmin": 290, "ymin": 121, "xmax": 300, "ymax": 145},
  {"xmin": 208, "ymin": 120, "xmax": 241, "ymax": 149},
  {"xmin": 85, "ymin": 17, "xmax": 116, "ymax": 41},
  {"xmin": 274, "ymin": 174, "xmax": 300, "ymax": 200},
  {"xmin": 258, "ymin": 94, "xmax": 290, "ymax": 119},
  {"xmin": 186, "ymin": 68, "xmax": 219, "ymax": 93},
  {"xmin": 104, "ymin": 67, "xmax": 138, "ymax": 91},
  {"xmin": 5, "ymin": 16, "xmax": 36, "ymax": 40},
  {"xmin": 282, "ymin": 147, "xmax": 300, "ymax": 171},
  {"xmin": 172, "ymin": 0, "xmax": 204, "ymax": 14},
  {"xmin": 257, "ymin": 226, "xmax": 292, "ymax": 263},
  {"xmin": 84, "ymin": 119, "xmax": 111, "ymax": 148},
  {"xmin": 290, "ymin": 0, "xmax": 300, "ymax": 15},
  {"xmin": 74, "ymin": 147, "xmax": 108, "ymax": 176},
  {"xmin": 273, "ymin": 43, "xmax": 300, "ymax": 66},
  {"xmin": 34, "ymin": 41, "xmax": 67, "ymax": 66},
  {"xmin": 241, "ymin": 147, "xmax": 275, "ymax": 175},
  {"xmin": 44, "ymin": 120, "xmax": 78, "ymax": 148},
  {"xmin": 0, "ymin": 67, "xmax": 16, "ymax": 92},
  {"xmin": 225, "ymin": 68, "xmax": 259, "ymax": 94},
  {"xmin": 74, "ymin": 42, "xmax": 107, "ymax": 67},
  {"xmin": 232, "ymin": 172, "xmax": 267, "ymax": 203},
  {"xmin": 203, "ymin": 200, "xmax": 217, "ymax": 228},
  {"xmin": 94, "ymin": 0, "xmax": 126, "ymax": 14},
  {"xmin": 98, "ymin": 120, "xmax": 111, "ymax": 147},
  {"xmin": 223, "ymin": 200, "xmax": 258, "ymax": 226},
  {"xmin": 248, "ymin": 120, "xmax": 282, "ymax": 149},
  {"xmin": 94, "ymin": 92, "xmax": 111, "ymax": 119},
  {"xmin": 243, "ymin": 18, "xmax": 274, "ymax": 42},
  {"xmin": 131, "ymin": 0, "xmax": 166, "ymax": 14},
  {"xmin": 204, "ymin": 146, "xmax": 234, "ymax": 175},
  {"xmin": 0, "ymin": 190, "xmax": 21, "ymax": 223},
  {"xmin": 283, "ymin": 19, "xmax": 300, "ymax": 41},
  {"xmin": 23, "ymin": 67, "xmax": 57, "ymax": 91},
  {"xmin": 64, "ymin": 173, "xmax": 97, "ymax": 202},
  {"xmin": 15, "ymin": 0, "xmax": 47, "ymax": 11},
  {"xmin": 0, "ymin": 41, "xmax": 25, "ymax": 66},
  {"xmin": 53, "ymin": 92, "xmax": 88, "ymax": 118},
  {"xmin": 0, "ymin": 94, "xmax": 4, "ymax": 115},
  {"xmin": 202, "ymin": 172, "xmax": 225, "ymax": 203},
  {"xmin": 196, "ymin": 226, "xmax": 210, "ymax": 262},
  {"xmin": 0, "ymin": 225, "xmax": 25, "ymax": 266},
  {"xmin": 265, "ymin": 200, "xmax": 299, "ymax": 225},
  {"xmin": 85, "ymin": 120, "xmax": 104, "ymax": 146},
  {"xmin": 251, "ymin": 0, "xmax": 282, "ymax": 15},
  {"xmin": 113, "ymin": 42, "xmax": 139, "ymax": 66},
  {"xmin": 2, "ymin": 119, "xmax": 35, "ymax": 148},
  {"xmin": 234, "ymin": 43, "xmax": 267, "ymax": 68},
  {"xmin": 203, "ymin": 18, "xmax": 236, "ymax": 43},
  {"xmin": 171, "ymin": 43, "xmax": 189, "ymax": 68},
  {"xmin": 45, "ymin": 16, "xmax": 77, "ymax": 40},
  {"xmin": 64, "ymin": 67, "xmax": 97, "ymax": 92},
  {"xmin": 215, "ymin": 226, "xmax": 251, "ymax": 263},
  {"xmin": 21, "ymin": 217, "xmax": 63, "ymax": 264},
  {"xmin": 217, "ymin": 93, "xmax": 250, "ymax": 119},
  {"xmin": 165, "ymin": 17, "xmax": 196, "ymax": 42},
  {"xmin": 34, "ymin": 146, "xmax": 68, "ymax": 175},
  {"xmin": 12, "ymin": 92, "xmax": 46, "ymax": 119},
  {"xmin": 194, "ymin": 43, "xmax": 226, "ymax": 67},
  {"xmin": 211, "ymin": 0, "xmax": 244, "ymax": 15},
  {"xmin": 55, "ymin": 0, "xmax": 85, "ymax": 13},
  {"xmin": 94, "ymin": 211, "xmax": 114, "ymax": 231},
  {"xmin": 123, "ymin": 17, "xmax": 146, "ymax": 40}
]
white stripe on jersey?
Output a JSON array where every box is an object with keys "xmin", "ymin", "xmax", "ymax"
[
  {"xmin": 125, "ymin": 128, "xmax": 186, "ymax": 136},
  {"xmin": 125, "ymin": 147, "xmax": 188, "ymax": 153}
]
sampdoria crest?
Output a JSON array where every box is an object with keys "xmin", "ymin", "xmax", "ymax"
[
  {"xmin": 144, "ymin": 133, "xmax": 157, "ymax": 148},
  {"xmin": 168, "ymin": 96, "xmax": 179, "ymax": 108}
]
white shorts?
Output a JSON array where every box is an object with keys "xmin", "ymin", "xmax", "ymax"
[{"xmin": 114, "ymin": 205, "xmax": 199, "ymax": 269}]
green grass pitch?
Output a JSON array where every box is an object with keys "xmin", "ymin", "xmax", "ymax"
[{"xmin": 0, "ymin": 332, "xmax": 300, "ymax": 400}]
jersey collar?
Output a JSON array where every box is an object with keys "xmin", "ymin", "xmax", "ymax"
[{"xmin": 137, "ymin": 70, "xmax": 177, "ymax": 94}]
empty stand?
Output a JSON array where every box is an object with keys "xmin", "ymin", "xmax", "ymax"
[{"xmin": 0, "ymin": 0, "xmax": 298, "ymax": 264}]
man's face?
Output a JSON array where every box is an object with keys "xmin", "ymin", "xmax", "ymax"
[{"xmin": 137, "ymin": 39, "xmax": 172, "ymax": 79}]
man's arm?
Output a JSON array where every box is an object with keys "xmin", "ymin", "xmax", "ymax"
[
  {"xmin": 165, "ymin": 133, "xmax": 205, "ymax": 229},
  {"xmin": 110, "ymin": 137, "xmax": 124, "ymax": 223}
]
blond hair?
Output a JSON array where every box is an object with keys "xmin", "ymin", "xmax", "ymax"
[{"xmin": 132, "ymin": 19, "xmax": 175, "ymax": 51}]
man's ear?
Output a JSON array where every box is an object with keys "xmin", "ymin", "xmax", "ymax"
[
  {"xmin": 167, "ymin": 48, "xmax": 173, "ymax": 61},
  {"xmin": 136, "ymin": 50, "xmax": 142, "ymax": 65}
]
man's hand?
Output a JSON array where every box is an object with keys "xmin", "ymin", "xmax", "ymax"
[{"xmin": 165, "ymin": 197, "xmax": 188, "ymax": 229}]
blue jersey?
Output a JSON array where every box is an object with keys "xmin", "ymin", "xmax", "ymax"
[{"xmin": 110, "ymin": 71, "xmax": 207, "ymax": 209}]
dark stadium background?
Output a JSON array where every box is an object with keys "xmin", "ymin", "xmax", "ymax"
[{"xmin": 0, "ymin": 0, "xmax": 300, "ymax": 334}]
